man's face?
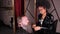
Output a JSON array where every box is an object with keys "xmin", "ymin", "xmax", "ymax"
[
  {"xmin": 21, "ymin": 16, "xmax": 29, "ymax": 26},
  {"xmin": 38, "ymin": 6, "xmax": 46, "ymax": 14}
]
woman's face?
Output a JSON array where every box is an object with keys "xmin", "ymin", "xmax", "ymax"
[{"xmin": 38, "ymin": 6, "xmax": 46, "ymax": 14}]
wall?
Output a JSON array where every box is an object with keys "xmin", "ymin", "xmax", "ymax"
[
  {"xmin": 0, "ymin": 0, "xmax": 13, "ymax": 27},
  {"xmin": 48, "ymin": 0, "xmax": 60, "ymax": 33},
  {"xmin": 53, "ymin": 0, "xmax": 60, "ymax": 33}
]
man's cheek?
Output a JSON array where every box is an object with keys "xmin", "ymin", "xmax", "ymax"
[{"xmin": 22, "ymin": 20, "xmax": 29, "ymax": 25}]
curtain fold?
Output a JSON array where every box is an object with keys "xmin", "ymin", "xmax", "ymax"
[
  {"xmin": 14, "ymin": 0, "xmax": 21, "ymax": 17},
  {"xmin": 14, "ymin": 0, "xmax": 24, "ymax": 29},
  {"xmin": 14, "ymin": 0, "xmax": 22, "ymax": 29}
]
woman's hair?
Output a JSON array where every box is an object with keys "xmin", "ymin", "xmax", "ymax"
[{"xmin": 36, "ymin": 0, "xmax": 50, "ymax": 9}]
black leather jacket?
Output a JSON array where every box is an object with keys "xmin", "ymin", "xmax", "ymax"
[{"xmin": 33, "ymin": 13, "xmax": 54, "ymax": 34}]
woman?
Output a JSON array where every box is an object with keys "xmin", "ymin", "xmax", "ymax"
[{"xmin": 32, "ymin": 0, "xmax": 54, "ymax": 34}]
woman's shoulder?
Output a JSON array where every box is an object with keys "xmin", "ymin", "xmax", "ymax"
[
  {"xmin": 47, "ymin": 13, "xmax": 54, "ymax": 20},
  {"xmin": 47, "ymin": 13, "xmax": 53, "ymax": 17}
]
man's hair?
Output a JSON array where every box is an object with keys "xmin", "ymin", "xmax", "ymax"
[{"xmin": 36, "ymin": 0, "xmax": 50, "ymax": 9}]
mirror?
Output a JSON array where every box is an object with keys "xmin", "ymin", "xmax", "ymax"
[{"xmin": 14, "ymin": 0, "xmax": 60, "ymax": 34}]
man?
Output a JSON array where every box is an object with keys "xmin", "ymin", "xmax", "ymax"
[{"xmin": 17, "ymin": 15, "xmax": 32, "ymax": 34}]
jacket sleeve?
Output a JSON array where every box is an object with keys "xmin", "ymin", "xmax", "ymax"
[{"xmin": 49, "ymin": 14, "xmax": 54, "ymax": 30}]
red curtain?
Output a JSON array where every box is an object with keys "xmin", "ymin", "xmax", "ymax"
[
  {"xmin": 14, "ymin": 0, "xmax": 24, "ymax": 18},
  {"xmin": 14, "ymin": 0, "xmax": 21, "ymax": 17},
  {"xmin": 14, "ymin": 0, "xmax": 24, "ymax": 28},
  {"xmin": 14, "ymin": 0, "xmax": 22, "ymax": 29}
]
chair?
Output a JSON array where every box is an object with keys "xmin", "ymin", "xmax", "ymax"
[{"xmin": 52, "ymin": 19, "xmax": 58, "ymax": 34}]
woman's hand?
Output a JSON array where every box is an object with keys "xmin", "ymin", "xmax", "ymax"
[
  {"xmin": 34, "ymin": 26, "xmax": 42, "ymax": 31},
  {"xmin": 32, "ymin": 24, "xmax": 36, "ymax": 28}
]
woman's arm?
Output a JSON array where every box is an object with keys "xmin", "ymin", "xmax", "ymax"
[{"xmin": 32, "ymin": 24, "xmax": 42, "ymax": 31}]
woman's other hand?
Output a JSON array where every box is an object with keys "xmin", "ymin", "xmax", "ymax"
[{"xmin": 34, "ymin": 26, "xmax": 42, "ymax": 31}]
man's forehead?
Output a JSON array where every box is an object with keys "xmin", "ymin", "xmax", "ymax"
[{"xmin": 22, "ymin": 16, "xmax": 28, "ymax": 19}]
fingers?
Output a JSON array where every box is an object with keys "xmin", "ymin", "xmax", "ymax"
[
  {"xmin": 32, "ymin": 24, "xmax": 36, "ymax": 28},
  {"xmin": 34, "ymin": 26, "xmax": 41, "ymax": 31}
]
